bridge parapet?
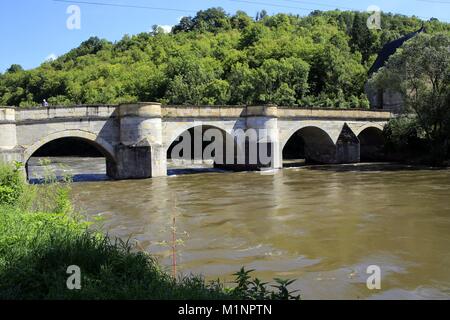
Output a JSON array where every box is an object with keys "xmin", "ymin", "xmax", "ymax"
[
  {"xmin": 15, "ymin": 105, "xmax": 118, "ymax": 123},
  {"xmin": 0, "ymin": 107, "xmax": 15, "ymax": 121},
  {"xmin": 0, "ymin": 107, "xmax": 17, "ymax": 150},
  {"xmin": 160, "ymin": 105, "xmax": 392, "ymax": 120},
  {"xmin": 276, "ymin": 107, "xmax": 392, "ymax": 120},
  {"xmin": 9, "ymin": 104, "xmax": 392, "ymax": 122},
  {"xmin": 162, "ymin": 105, "xmax": 246, "ymax": 118}
]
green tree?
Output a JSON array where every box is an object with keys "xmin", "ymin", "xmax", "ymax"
[
  {"xmin": 173, "ymin": 16, "xmax": 194, "ymax": 33},
  {"xmin": 228, "ymin": 62, "xmax": 255, "ymax": 105},
  {"xmin": 239, "ymin": 23, "xmax": 268, "ymax": 48},
  {"xmin": 178, "ymin": 7, "xmax": 231, "ymax": 33},
  {"xmin": 6, "ymin": 64, "xmax": 23, "ymax": 73},
  {"xmin": 371, "ymin": 33, "xmax": 450, "ymax": 162},
  {"xmin": 254, "ymin": 58, "xmax": 309, "ymax": 105},
  {"xmin": 164, "ymin": 56, "xmax": 224, "ymax": 105},
  {"xmin": 1, "ymin": 9, "xmax": 449, "ymax": 108},
  {"xmin": 349, "ymin": 12, "xmax": 377, "ymax": 62},
  {"xmin": 231, "ymin": 11, "xmax": 253, "ymax": 30}
]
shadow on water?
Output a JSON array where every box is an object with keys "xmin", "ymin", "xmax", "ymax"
[
  {"xmin": 30, "ymin": 168, "xmax": 231, "ymax": 183},
  {"xmin": 167, "ymin": 167, "xmax": 231, "ymax": 176},
  {"xmin": 283, "ymin": 159, "xmax": 306, "ymax": 168},
  {"xmin": 28, "ymin": 157, "xmax": 448, "ymax": 184},
  {"xmin": 304, "ymin": 162, "xmax": 448, "ymax": 172},
  {"xmin": 29, "ymin": 173, "xmax": 109, "ymax": 184}
]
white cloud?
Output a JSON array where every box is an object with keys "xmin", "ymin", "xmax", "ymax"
[
  {"xmin": 45, "ymin": 53, "xmax": 58, "ymax": 62},
  {"xmin": 158, "ymin": 25, "xmax": 173, "ymax": 33}
]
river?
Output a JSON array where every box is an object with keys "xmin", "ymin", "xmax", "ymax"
[{"xmin": 28, "ymin": 157, "xmax": 450, "ymax": 299}]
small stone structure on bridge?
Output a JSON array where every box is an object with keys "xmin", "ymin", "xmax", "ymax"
[{"xmin": 0, "ymin": 103, "xmax": 392, "ymax": 180}]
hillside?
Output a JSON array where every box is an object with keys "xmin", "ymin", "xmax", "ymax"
[{"xmin": 1, "ymin": 8, "xmax": 449, "ymax": 108}]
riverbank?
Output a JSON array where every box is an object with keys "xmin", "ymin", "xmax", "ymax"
[
  {"xmin": 0, "ymin": 207, "xmax": 241, "ymax": 299},
  {"xmin": 0, "ymin": 162, "xmax": 299, "ymax": 299}
]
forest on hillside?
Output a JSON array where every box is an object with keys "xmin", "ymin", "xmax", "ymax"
[{"xmin": 1, "ymin": 8, "xmax": 449, "ymax": 108}]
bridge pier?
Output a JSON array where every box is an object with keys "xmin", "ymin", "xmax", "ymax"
[
  {"xmin": 0, "ymin": 107, "xmax": 16, "ymax": 150},
  {"xmin": 0, "ymin": 107, "xmax": 23, "ymax": 164},
  {"xmin": 335, "ymin": 124, "xmax": 360, "ymax": 163},
  {"xmin": 300, "ymin": 125, "xmax": 360, "ymax": 164},
  {"xmin": 151, "ymin": 144, "xmax": 167, "ymax": 177},
  {"xmin": 107, "ymin": 143, "xmax": 151, "ymax": 179},
  {"xmin": 244, "ymin": 105, "xmax": 282, "ymax": 170},
  {"xmin": 0, "ymin": 107, "xmax": 27, "ymax": 178},
  {"xmin": 110, "ymin": 102, "xmax": 167, "ymax": 179}
]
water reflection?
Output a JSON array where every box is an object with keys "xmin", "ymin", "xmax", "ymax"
[{"xmin": 27, "ymin": 157, "xmax": 109, "ymax": 183}]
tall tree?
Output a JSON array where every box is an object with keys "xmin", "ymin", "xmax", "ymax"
[
  {"xmin": 350, "ymin": 12, "xmax": 376, "ymax": 62},
  {"xmin": 370, "ymin": 33, "xmax": 450, "ymax": 160},
  {"xmin": 6, "ymin": 64, "xmax": 23, "ymax": 73}
]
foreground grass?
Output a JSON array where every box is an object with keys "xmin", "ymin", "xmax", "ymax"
[
  {"xmin": 0, "ymin": 162, "xmax": 299, "ymax": 300},
  {"xmin": 0, "ymin": 205, "xmax": 233, "ymax": 299}
]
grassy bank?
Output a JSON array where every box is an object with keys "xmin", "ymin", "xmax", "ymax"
[{"xmin": 0, "ymin": 162, "xmax": 299, "ymax": 300}]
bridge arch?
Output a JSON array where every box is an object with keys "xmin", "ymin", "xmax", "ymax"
[
  {"xmin": 166, "ymin": 123, "xmax": 242, "ymax": 172},
  {"xmin": 24, "ymin": 129, "xmax": 115, "ymax": 163},
  {"xmin": 282, "ymin": 125, "xmax": 337, "ymax": 164},
  {"xmin": 23, "ymin": 130, "xmax": 117, "ymax": 181},
  {"xmin": 357, "ymin": 125, "xmax": 385, "ymax": 161},
  {"xmin": 352, "ymin": 123, "xmax": 384, "ymax": 137},
  {"xmin": 164, "ymin": 121, "xmax": 236, "ymax": 150}
]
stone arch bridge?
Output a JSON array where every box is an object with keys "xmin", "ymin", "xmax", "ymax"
[{"xmin": 0, "ymin": 103, "xmax": 392, "ymax": 180}]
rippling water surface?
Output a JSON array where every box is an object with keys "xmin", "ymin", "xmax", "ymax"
[{"xmin": 29, "ymin": 157, "xmax": 450, "ymax": 299}]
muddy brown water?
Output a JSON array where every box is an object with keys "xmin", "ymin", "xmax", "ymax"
[{"xmin": 28, "ymin": 157, "xmax": 450, "ymax": 299}]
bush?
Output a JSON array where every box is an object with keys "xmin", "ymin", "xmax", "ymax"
[
  {"xmin": 383, "ymin": 116, "xmax": 430, "ymax": 162},
  {"xmin": 0, "ymin": 206, "xmax": 230, "ymax": 299},
  {"xmin": 232, "ymin": 267, "xmax": 300, "ymax": 300},
  {"xmin": 384, "ymin": 116, "xmax": 419, "ymax": 150},
  {"xmin": 0, "ymin": 162, "xmax": 25, "ymax": 206},
  {"xmin": 0, "ymin": 206, "xmax": 300, "ymax": 299}
]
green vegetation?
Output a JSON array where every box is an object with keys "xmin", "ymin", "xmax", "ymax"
[
  {"xmin": 0, "ymin": 162, "xmax": 25, "ymax": 206},
  {"xmin": 1, "ymin": 9, "xmax": 449, "ymax": 108},
  {"xmin": 0, "ymin": 162, "xmax": 299, "ymax": 299},
  {"xmin": 372, "ymin": 33, "xmax": 450, "ymax": 164}
]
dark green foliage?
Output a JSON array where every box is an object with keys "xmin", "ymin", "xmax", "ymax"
[
  {"xmin": 383, "ymin": 116, "xmax": 426, "ymax": 159},
  {"xmin": 232, "ymin": 267, "xmax": 300, "ymax": 300},
  {"xmin": 349, "ymin": 12, "xmax": 378, "ymax": 62},
  {"xmin": 0, "ymin": 207, "xmax": 231, "ymax": 299},
  {"xmin": 6, "ymin": 64, "xmax": 23, "ymax": 74},
  {"xmin": 173, "ymin": 7, "xmax": 230, "ymax": 33},
  {"xmin": 0, "ymin": 211, "xmax": 299, "ymax": 299},
  {"xmin": 0, "ymin": 162, "xmax": 25, "ymax": 206},
  {"xmin": 373, "ymin": 33, "xmax": 450, "ymax": 164},
  {"xmin": 1, "ymin": 9, "xmax": 449, "ymax": 107},
  {"xmin": 63, "ymin": 37, "xmax": 112, "ymax": 63}
]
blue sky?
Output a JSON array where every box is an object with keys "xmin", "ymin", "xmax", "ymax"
[{"xmin": 0, "ymin": 0, "xmax": 449, "ymax": 73}]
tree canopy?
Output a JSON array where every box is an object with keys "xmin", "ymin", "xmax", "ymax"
[
  {"xmin": 370, "ymin": 33, "xmax": 450, "ymax": 162},
  {"xmin": 1, "ymin": 8, "xmax": 449, "ymax": 108}
]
